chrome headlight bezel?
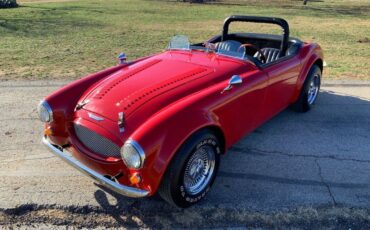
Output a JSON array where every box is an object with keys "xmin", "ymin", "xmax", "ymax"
[
  {"xmin": 37, "ymin": 100, "xmax": 53, "ymax": 123},
  {"xmin": 120, "ymin": 139, "xmax": 145, "ymax": 169}
]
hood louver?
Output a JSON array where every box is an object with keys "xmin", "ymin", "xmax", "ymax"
[{"xmin": 93, "ymin": 59, "xmax": 162, "ymax": 100}]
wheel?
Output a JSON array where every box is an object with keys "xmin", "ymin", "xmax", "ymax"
[
  {"xmin": 158, "ymin": 129, "xmax": 221, "ymax": 208},
  {"xmin": 291, "ymin": 64, "xmax": 321, "ymax": 112}
]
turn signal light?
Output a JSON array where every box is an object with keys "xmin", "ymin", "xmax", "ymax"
[
  {"xmin": 129, "ymin": 173, "xmax": 142, "ymax": 185},
  {"xmin": 44, "ymin": 127, "xmax": 53, "ymax": 136}
]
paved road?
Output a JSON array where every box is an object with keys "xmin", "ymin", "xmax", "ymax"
[{"xmin": 0, "ymin": 80, "xmax": 370, "ymax": 228}]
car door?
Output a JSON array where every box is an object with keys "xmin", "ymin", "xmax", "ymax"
[
  {"xmin": 214, "ymin": 65, "xmax": 268, "ymax": 145},
  {"xmin": 258, "ymin": 56, "xmax": 302, "ymax": 123}
]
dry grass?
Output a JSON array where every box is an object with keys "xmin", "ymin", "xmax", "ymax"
[
  {"xmin": 0, "ymin": 0, "xmax": 369, "ymax": 80},
  {"xmin": 2, "ymin": 203, "xmax": 370, "ymax": 228}
]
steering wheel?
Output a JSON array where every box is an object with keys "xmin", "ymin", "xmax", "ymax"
[{"xmin": 238, "ymin": 43, "xmax": 267, "ymax": 64}]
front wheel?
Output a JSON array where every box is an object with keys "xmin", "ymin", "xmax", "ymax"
[
  {"xmin": 158, "ymin": 130, "xmax": 221, "ymax": 208},
  {"xmin": 291, "ymin": 64, "xmax": 322, "ymax": 112}
]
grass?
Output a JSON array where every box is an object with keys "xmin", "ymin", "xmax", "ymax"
[{"xmin": 0, "ymin": 0, "xmax": 369, "ymax": 80}]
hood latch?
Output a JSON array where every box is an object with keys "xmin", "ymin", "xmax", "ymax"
[
  {"xmin": 118, "ymin": 112, "xmax": 125, "ymax": 133},
  {"xmin": 75, "ymin": 100, "xmax": 90, "ymax": 111}
]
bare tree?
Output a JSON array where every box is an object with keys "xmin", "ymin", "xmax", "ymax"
[{"xmin": 0, "ymin": 0, "xmax": 18, "ymax": 8}]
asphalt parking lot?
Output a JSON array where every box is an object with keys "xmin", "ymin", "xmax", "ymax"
[{"xmin": 0, "ymin": 80, "xmax": 370, "ymax": 229}]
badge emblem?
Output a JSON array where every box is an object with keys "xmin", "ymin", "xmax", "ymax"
[{"xmin": 88, "ymin": 113, "xmax": 104, "ymax": 121}]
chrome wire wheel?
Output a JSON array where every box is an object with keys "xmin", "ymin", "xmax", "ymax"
[
  {"xmin": 307, "ymin": 74, "xmax": 320, "ymax": 105},
  {"xmin": 183, "ymin": 145, "xmax": 216, "ymax": 195}
]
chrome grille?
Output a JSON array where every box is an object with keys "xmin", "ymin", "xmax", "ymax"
[{"xmin": 74, "ymin": 124, "xmax": 121, "ymax": 158}]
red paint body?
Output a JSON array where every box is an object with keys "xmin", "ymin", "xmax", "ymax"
[{"xmin": 44, "ymin": 42, "xmax": 323, "ymax": 195}]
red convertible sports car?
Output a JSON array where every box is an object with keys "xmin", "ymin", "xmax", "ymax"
[{"xmin": 39, "ymin": 16, "xmax": 323, "ymax": 207}]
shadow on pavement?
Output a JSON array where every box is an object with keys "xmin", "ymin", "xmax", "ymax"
[
  {"xmin": 91, "ymin": 89, "xmax": 370, "ymax": 228},
  {"xmin": 1, "ymin": 88, "xmax": 369, "ymax": 228}
]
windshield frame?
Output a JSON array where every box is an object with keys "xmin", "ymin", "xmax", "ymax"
[{"xmin": 167, "ymin": 36, "xmax": 250, "ymax": 62}]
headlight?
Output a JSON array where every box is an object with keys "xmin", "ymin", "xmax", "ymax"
[
  {"xmin": 37, "ymin": 100, "xmax": 53, "ymax": 122},
  {"xmin": 120, "ymin": 139, "xmax": 145, "ymax": 169}
]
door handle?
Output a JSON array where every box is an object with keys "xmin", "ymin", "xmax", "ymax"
[{"xmin": 221, "ymin": 75, "xmax": 243, "ymax": 94}]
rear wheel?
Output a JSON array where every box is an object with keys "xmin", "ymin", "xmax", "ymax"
[
  {"xmin": 291, "ymin": 65, "xmax": 321, "ymax": 112},
  {"xmin": 158, "ymin": 129, "xmax": 221, "ymax": 208}
]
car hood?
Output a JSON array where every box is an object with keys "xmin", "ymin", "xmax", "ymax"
[{"xmin": 77, "ymin": 51, "xmax": 253, "ymax": 131}]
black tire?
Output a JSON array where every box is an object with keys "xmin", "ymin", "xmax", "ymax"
[
  {"xmin": 291, "ymin": 65, "xmax": 322, "ymax": 112},
  {"xmin": 158, "ymin": 129, "xmax": 221, "ymax": 208}
]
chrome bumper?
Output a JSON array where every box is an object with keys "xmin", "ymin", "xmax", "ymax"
[{"xmin": 42, "ymin": 136, "xmax": 150, "ymax": 198}]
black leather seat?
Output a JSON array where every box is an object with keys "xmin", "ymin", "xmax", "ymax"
[
  {"xmin": 254, "ymin": 48, "xmax": 281, "ymax": 63},
  {"xmin": 254, "ymin": 43, "xmax": 301, "ymax": 64},
  {"xmin": 215, "ymin": 40, "xmax": 243, "ymax": 53},
  {"xmin": 286, "ymin": 43, "xmax": 301, "ymax": 56}
]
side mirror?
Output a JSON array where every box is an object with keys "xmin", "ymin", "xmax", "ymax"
[
  {"xmin": 221, "ymin": 75, "xmax": 242, "ymax": 94},
  {"xmin": 118, "ymin": 53, "xmax": 127, "ymax": 64}
]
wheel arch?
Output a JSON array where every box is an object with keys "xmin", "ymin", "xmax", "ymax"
[
  {"xmin": 153, "ymin": 123, "xmax": 225, "ymax": 199},
  {"xmin": 291, "ymin": 44, "xmax": 324, "ymax": 103},
  {"xmin": 313, "ymin": 58, "xmax": 323, "ymax": 73},
  {"xmin": 130, "ymin": 106, "xmax": 226, "ymax": 195},
  {"xmin": 176, "ymin": 124, "xmax": 227, "ymax": 156},
  {"xmin": 156, "ymin": 123, "xmax": 223, "ymax": 207},
  {"xmin": 204, "ymin": 125, "xmax": 226, "ymax": 155}
]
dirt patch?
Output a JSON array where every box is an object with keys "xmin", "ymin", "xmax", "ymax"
[
  {"xmin": 1, "ymin": 204, "xmax": 370, "ymax": 229},
  {"xmin": 358, "ymin": 37, "xmax": 370, "ymax": 43}
]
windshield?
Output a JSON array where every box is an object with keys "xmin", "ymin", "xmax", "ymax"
[
  {"xmin": 168, "ymin": 35, "xmax": 190, "ymax": 50},
  {"xmin": 167, "ymin": 35, "xmax": 246, "ymax": 60}
]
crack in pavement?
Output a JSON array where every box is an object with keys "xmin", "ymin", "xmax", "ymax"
[
  {"xmin": 230, "ymin": 146, "xmax": 370, "ymax": 164},
  {"xmin": 0, "ymin": 83, "xmax": 66, "ymax": 88},
  {"xmin": 0, "ymin": 144, "xmax": 41, "ymax": 152},
  {"xmin": 28, "ymin": 108, "xmax": 37, "ymax": 119},
  {"xmin": 0, "ymin": 156, "xmax": 56, "ymax": 164},
  {"xmin": 218, "ymin": 171, "xmax": 370, "ymax": 189},
  {"xmin": 0, "ymin": 117, "xmax": 38, "ymax": 122},
  {"xmin": 315, "ymin": 159, "xmax": 337, "ymax": 206}
]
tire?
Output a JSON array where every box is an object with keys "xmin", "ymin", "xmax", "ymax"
[
  {"xmin": 158, "ymin": 129, "xmax": 221, "ymax": 208},
  {"xmin": 291, "ymin": 64, "xmax": 322, "ymax": 112}
]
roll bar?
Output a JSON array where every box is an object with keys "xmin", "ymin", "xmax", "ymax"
[{"xmin": 222, "ymin": 15, "xmax": 290, "ymax": 57}]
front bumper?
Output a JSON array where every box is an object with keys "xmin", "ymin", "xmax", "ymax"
[{"xmin": 42, "ymin": 136, "xmax": 150, "ymax": 198}]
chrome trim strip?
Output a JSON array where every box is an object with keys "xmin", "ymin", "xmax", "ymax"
[{"xmin": 42, "ymin": 136, "xmax": 150, "ymax": 198}]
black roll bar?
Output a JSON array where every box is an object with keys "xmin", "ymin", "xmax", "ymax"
[{"xmin": 222, "ymin": 15, "xmax": 290, "ymax": 57}]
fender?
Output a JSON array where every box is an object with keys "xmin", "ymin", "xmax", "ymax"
[
  {"xmin": 291, "ymin": 43, "xmax": 324, "ymax": 102},
  {"xmin": 44, "ymin": 56, "xmax": 152, "ymax": 145},
  {"xmin": 45, "ymin": 65, "xmax": 125, "ymax": 145},
  {"xmin": 128, "ymin": 83, "xmax": 226, "ymax": 194},
  {"xmin": 126, "ymin": 64, "xmax": 267, "ymax": 193}
]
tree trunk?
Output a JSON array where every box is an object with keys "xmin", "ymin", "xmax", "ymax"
[
  {"xmin": 0, "ymin": 0, "xmax": 18, "ymax": 8},
  {"xmin": 303, "ymin": 0, "xmax": 308, "ymax": 5}
]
